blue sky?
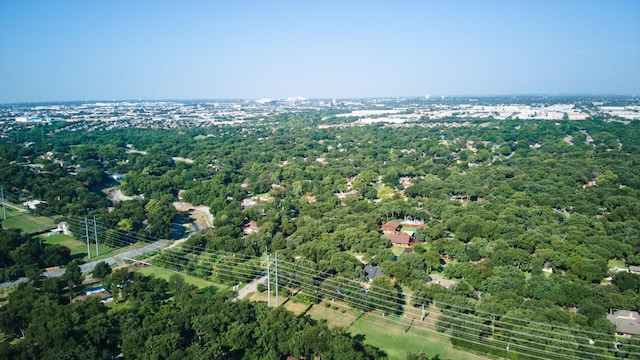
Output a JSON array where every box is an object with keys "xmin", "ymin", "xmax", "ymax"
[{"xmin": 0, "ymin": 0, "xmax": 639, "ymax": 102}]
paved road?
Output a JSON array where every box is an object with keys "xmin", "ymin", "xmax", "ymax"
[
  {"xmin": 0, "ymin": 240, "xmax": 170, "ymax": 291},
  {"xmin": 234, "ymin": 275, "xmax": 267, "ymax": 301}
]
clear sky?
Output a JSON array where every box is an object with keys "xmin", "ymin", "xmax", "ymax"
[{"xmin": 1, "ymin": 0, "xmax": 639, "ymax": 103}]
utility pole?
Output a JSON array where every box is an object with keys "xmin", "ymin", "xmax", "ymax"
[
  {"xmin": 492, "ymin": 314, "xmax": 495, "ymax": 334},
  {"xmin": 93, "ymin": 215, "xmax": 99, "ymax": 256},
  {"xmin": 1, "ymin": 186, "xmax": 6, "ymax": 220},
  {"xmin": 266, "ymin": 252, "xmax": 271, "ymax": 308},
  {"xmin": 275, "ymin": 252, "xmax": 279, "ymax": 307},
  {"xmin": 85, "ymin": 217, "xmax": 91, "ymax": 259}
]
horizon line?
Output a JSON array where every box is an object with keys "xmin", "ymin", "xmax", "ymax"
[{"xmin": 1, "ymin": 93, "xmax": 638, "ymax": 106}]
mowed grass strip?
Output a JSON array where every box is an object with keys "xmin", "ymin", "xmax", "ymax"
[
  {"xmin": 1, "ymin": 208, "xmax": 56, "ymax": 234},
  {"xmin": 40, "ymin": 234, "xmax": 88, "ymax": 257},
  {"xmin": 306, "ymin": 301, "xmax": 360, "ymax": 328},
  {"xmin": 347, "ymin": 310, "xmax": 489, "ymax": 360},
  {"xmin": 136, "ymin": 266, "xmax": 227, "ymax": 290},
  {"xmin": 249, "ymin": 291, "xmax": 287, "ymax": 305},
  {"xmin": 283, "ymin": 300, "xmax": 310, "ymax": 315},
  {"xmin": 40, "ymin": 233, "xmax": 118, "ymax": 261}
]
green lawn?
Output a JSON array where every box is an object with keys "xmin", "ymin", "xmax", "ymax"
[
  {"xmin": 1, "ymin": 207, "xmax": 56, "ymax": 234},
  {"xmin": 347, "ymin": 310, "xmax": 488, "ymax": 360},
  {"xmin": 40, "ymin": 234, "xmax": 87, "ymax": 256},
  {"xmin": 391, "ymin": 246, "xmax": 406, "ymax": 257},
  {"xmin": 608, "ymin": 259, "xmax": 626, "ymax": 268},
  {"xmin": 283, "ymin": 300, "xmax": 310, "ymax": 315},
  {"xmin": 249, "ymin": 291, "xmax": 288, "ymax": 305},
  {"xmin": 40, "ymin": 234, "xmax": 117, "ymax": 261},
  {"xmin": 253, "ymin": 193, "xmax": 273, "ymax": 201},
  {"xmin": 137, "ymin": 266, "xmax": 228, "ymax": 290},
  {"xmin": 306, "ymin": 301, "xmax": 361, "ymax": 328}
]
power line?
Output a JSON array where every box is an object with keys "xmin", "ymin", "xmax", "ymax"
[
  {"xmin": 273, "ymin": 257, "xmax": 631, "ymax": 344},
  {"xmin": 1, "ymin": 185, "xmax": 7, "ymax": 219},
  {"xmin": 273, "ymin": 259, "xmax": 635, "ymax": 357},
  {"xmin": 144, "ymin": 242, "xmax": 631, "ymax": 360},
  {"xmin": 278, "ymin": 265, "xmax": 624, "ymax": 360},
  {"xmin": 1, "ymin": 186, "xmax": 634, "ymax": 358}
]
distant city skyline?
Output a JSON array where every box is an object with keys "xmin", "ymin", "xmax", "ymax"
[{"xmin": 1, "ymin": 0, "xmax": 639, "ymax": 103}]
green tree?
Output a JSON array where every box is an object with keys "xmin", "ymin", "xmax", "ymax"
[
  {"xmin": 369, "ymin": 276, "xmax": 402, "ymax": 315},
  {"xmin": 92, "ymin": 261, "xmax": 112, "ymax": 280},
  {"xmin": 63, "ymin": 259, "xmax": 84, "ymax": 300}
]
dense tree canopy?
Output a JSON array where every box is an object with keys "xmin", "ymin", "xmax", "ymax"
[{"xmin": 1, "ymin": 110, "xmax": 640, "ymax": 359}]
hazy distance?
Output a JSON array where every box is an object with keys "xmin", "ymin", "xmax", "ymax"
[{"xmin": 0, "ymin": 1, "xmax": 639, "ymax": 103}]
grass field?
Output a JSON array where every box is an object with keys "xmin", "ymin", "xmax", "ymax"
[
  {"xmin": 347, "ymin": 310, "xmax": 487, "ymax": 360},
  {"xmin": 306, "ymin": 301, "xmax": 361, "ymax": 328},
  {"xmin": 249, "ymin": 291, "xmax": 288, "ymax": 305},
  {"xmin": 283, "ymin": 300, "xmax": 310, "ymax": 315},
  {"xmin": 608, "ymin": 259, "xmax": 626, "ymax": 268},
  {"xmin": 1, "ymin": 206, "xmax": 56, "ymax": 234},
  {"xmin": 246, "ymin": 287, "xmax": 489, "ymax": 359},
  {"xmin": 1, "ymin": 205, "xmax": 130, "ymax": 262},
  {"xmin": 137, "ymin": 266, "xmax": 228, "ymax": 290},
  {"xmin": 39, "ymin": 233, "xmax": 117, "ymax": 261}
]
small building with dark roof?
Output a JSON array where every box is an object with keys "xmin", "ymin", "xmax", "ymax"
[{"xmin": 364, "ymin": 264, "xmax": 384, "ymax": 282}]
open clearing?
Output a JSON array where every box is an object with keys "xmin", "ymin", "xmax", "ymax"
[
  {"xmin": 41, "ymin": 234, "xmax": 90, "ymax": 257},
  {"xmin": 173, "ymin": 201, "xmax": 213, "ymax": 229},
  {"xmin": 306, "ymin": 301, "xmax": 361, "ymax": 328},
  {"xmin": 283, "ymin": 300, "xmax": 310, "ymax": 315},
  {"xmin": 136, "ymin": 266, "xmax": 227, "ymax": 290},
  {"xmin": 1, "ymin": 206, "xmax": 56, "ymax": 234},
  {"xmin": 347, "ymin": 310, "xmax": 488, "ymax": 360},
  {"xmin": 40, "ymin": 233, "xmax": 118, "ymax": 261},
  {"xmin": 244, "ymin": 293, "xmax": 491, "ymax": 360}
]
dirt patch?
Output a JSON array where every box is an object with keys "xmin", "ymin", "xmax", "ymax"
[
  {"xmin": 106, "ymin": 188, "xmax": 136, "ymax": 202},
  {"xmin": 173, "ymin": 202, "xmax": 214, "ymax": 229}
]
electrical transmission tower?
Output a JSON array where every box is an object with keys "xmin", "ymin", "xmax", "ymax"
[
  {"xmin": 264, "ymin": 250, "xmax": 280, "ymax": 308},
  {"xmin": 1, "ymin": 185, "xmax": 6, "ymax": 220},
  {"xmin": 83, "ymin": 215, "xmax": 100, "ymax": 259}
]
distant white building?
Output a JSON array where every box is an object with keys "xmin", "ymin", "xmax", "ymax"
[{"xmin": 23, "ymin": 199, "xmax": 45, "ymax": 210}]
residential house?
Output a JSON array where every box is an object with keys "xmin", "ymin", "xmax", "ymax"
[
  {"xmin": 243, "ymin": 221, "xmax": 260, "ymax": 235},
  {"xmin": 388, "ymin": 232, "xmax": 414, "ymax": 247},
  {"xmin": 364, "ymin": 264, "xmax": 383, "ymax": 282},
  {"xmin": 23, "ymin": 199, "xmax": 45, "ymax": 210},
  {"xmin": 241, "ymin": 198, "xmax": 258, "ymax": 209},
  {"xmin": 381, "ymin": 220, "xmax": 417, "ymax": 247},
  {"xmin": 607, "ymin": 310, "xmax": 640, "ymax": 336},
  {"xmin": 381, "ymin": 220, "xmax": 402, "ymax": 234},
  {"xmin": 72, "ymin": 286, "xmax": 113, "ymax": 303}
]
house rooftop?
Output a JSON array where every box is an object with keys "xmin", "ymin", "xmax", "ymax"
[
  {"xmin": 607, "ymin": 310, "xmax": 640, "ymax": 335},
  {"xmin": 388, "ymin": 233, "xmax": 411, "ymax": 245},
  {"xmin": 364, "ymin": 264, "xmax": 384, "ymax": 281},
  {"xmin": 381, "ymin": 220, "xmax": 401, "ymax": 232}
]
